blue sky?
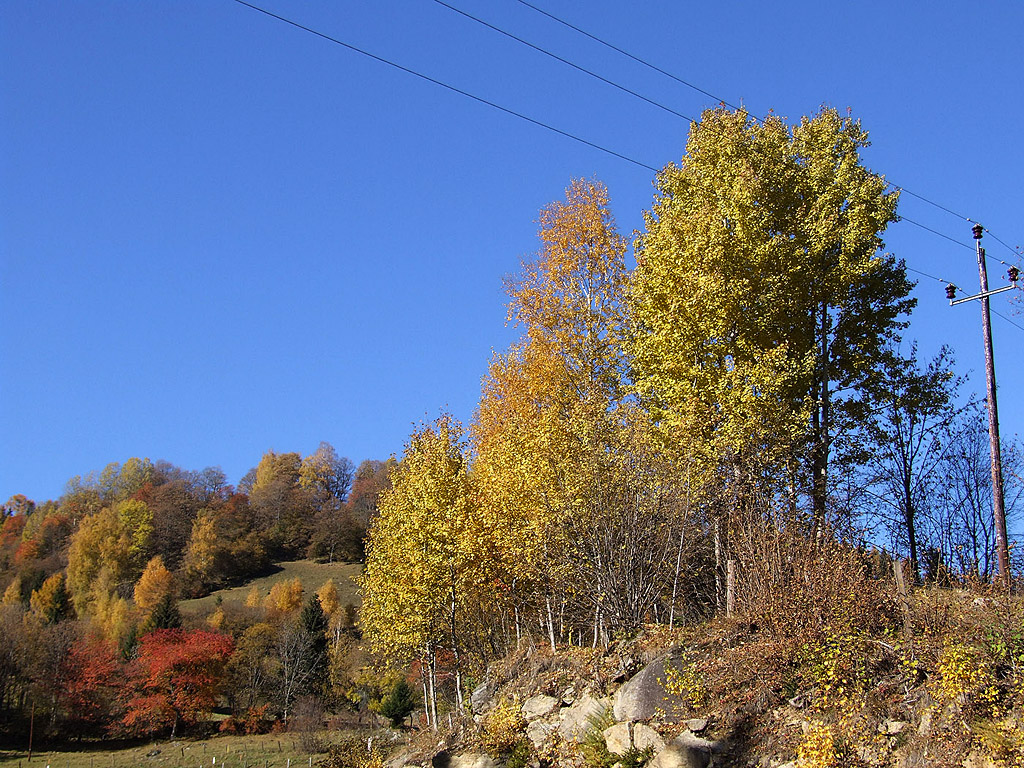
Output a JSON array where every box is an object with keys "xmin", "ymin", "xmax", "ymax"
[{"xmin": 2, "ymin": 0, "xmax": 1022, "ymax": 508}]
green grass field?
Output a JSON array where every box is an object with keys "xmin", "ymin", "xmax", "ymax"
[
  {"xmin": 0, "ymin": 731, "xmax": 356, "ymax": 768},
  {"xmin": 179, "ymin": 560, "xmax": 362, "ymax": 618}
]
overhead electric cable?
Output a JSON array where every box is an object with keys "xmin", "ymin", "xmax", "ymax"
[
  {"xmin": 514, "ymin": 0, "xmax": 739, "ymax": 110},
  {"xmin": 906, "ymin": 266, "xmax": 954, "ymax": 286},
  {"xmin": 429, "ymin": 0, "xmax": 699, "ymax": 124},
  {"xmin": 892, "ymin": 185, "xmax": 971, "ymax": 221},
  {"xmin": 992, "ymin": 309, "xmax": 1024, "ymax": 334},
  {"xmin": 896, "ymin": 214, "xmax": 973, "ymax": 250},
  {"xmin": 514, "ymin": 0, "xmax": 1022, "ymax": 254},
  {"xmin": 235, "ymin": 0, "xmax": 1013, "ymax": 259},
  {"xmin": 230, "ymin": 0, "xmax": 658, "ymax": 172},
  {"xmin": 981, "ymin": 228, "xmax": 1024, "ymax": 262}
]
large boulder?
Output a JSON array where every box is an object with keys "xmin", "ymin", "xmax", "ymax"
[
  {"xmin": 558, "ymin": 694, "xmax": 609, "ymax": 742},
  {"xmin": 603, "ymin": 722, "xmax": 632, "ymax": 755},
  {"xmin": 521, "ymin": 694, "xmax": 558, "ymax": 721},
  {"xmin": 450, "ymin": 755, "xmax": 497, "ymax": 768},
  {"xmin": 384, "ymin": 747, "xmax": 420, "ymax": 768},
  {"xmin": 526, "ymin": 719, "xmax": 555, "ymax": 748},
  {"xmin": 613, "ymin": 654, "xmax": 677, "ymax": 722},
  {"xmin": 633, "ymin": 723, "xmax": 666, "ymax": 753},
  {"xmin": 470, "ymin": 682, "xmax": 492, "ymax": 714},
  {"xmin": 648, "ymin": 735, "xmax": 713, "ymax": 768},
  {"xmin": 431, "ymin": 753, "xmax": 497, "ymax": 768}
]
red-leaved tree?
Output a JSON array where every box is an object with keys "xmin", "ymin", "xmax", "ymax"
[
  {"xmin": 122, "ymin": 629, "xmax": 234, "ymax": 737},
  {"xmin": 62, "ymin": 638, "xmax": 123, "ymax": 732}
]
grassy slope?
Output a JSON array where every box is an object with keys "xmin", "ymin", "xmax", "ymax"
[
  {"xmin": 179, "ymin": 559, "xmax": 362, "ymax": 617},
  {"xmin": 0, "ymin": 732, "xmax": 341, "ymax": 768}
]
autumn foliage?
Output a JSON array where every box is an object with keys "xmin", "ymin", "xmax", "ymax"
[{"xmin": 121, "ymin": 629, "xmax": 234, "ymax": 737}]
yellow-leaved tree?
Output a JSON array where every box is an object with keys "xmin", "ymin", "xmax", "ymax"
[
  {"xmin": 472, "ymin": 179, "xmax": 695, "ymax": 644},
  {"xmin": 134, "ymin": 555, "xmax": 174, "ymax": 613},
  {"xmin": 630, "ymin": 107, "xmax": 913, "ymax": 524},
  {"xmin": 66, "ymin": 499, "xmax": 153, "ymax": 619},
  {"xmin": 360, "ymin": 414, "xmax": 489, "ymax": 727}
]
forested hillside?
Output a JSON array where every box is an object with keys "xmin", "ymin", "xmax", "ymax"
[{"xmin": 0, "ymin": 444, "xmax": 391, "ymax": 740}]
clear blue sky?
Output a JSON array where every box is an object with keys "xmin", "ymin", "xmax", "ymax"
[{"xmin": 2, "ymin": 0, "xmax": 1022, "ymax": 507}]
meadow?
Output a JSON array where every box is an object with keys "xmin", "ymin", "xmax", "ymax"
[{"xmin": 179, "ymin": 560, "xmax": 362, "ymax": 618}]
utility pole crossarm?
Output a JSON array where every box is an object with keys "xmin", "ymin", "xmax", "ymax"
[{"xmin": 949, "ymin": 283, "xmax": 1017, "ymax": 306}]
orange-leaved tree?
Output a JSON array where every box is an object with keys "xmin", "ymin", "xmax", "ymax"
[{"xmin": 121, "ymin": 629, "xmax": 233, "ymax": 737}]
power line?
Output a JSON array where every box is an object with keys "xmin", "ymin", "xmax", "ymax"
[
  {"xmin": 993, "ymin": 308, "xmax": 1024, "ymax": 334},
  {"xmin": 890, "ymin": 184, "xmax": 970, "ymax": 221},
  {"xmin": 230, "ymin": 0, "xmax": 658, "ymax": 172},
  {"xmin": 514, "ymin": 0, "xmax": 740, "ymax": 110},
  {"xmin": 981, "ymin": 228, "xmax": 1024, "ymax": 263},
  {"xmin": 513, "ymin": 0, "xmax": 1022, "ymax": 255},
  {"xmin": 896, "ymin": 214, "xmax": 973, "ymax": 250},
  {"xmin": 430, "ymin": 0, "xmax": 699, "ymax": 124},
  {"xmin": 234, "ymin": 0, "xmax": 1013, "ymax": 265},
  {"xmin": 906, "ymin": 265, "xmax": 954, "ymax": 286}
]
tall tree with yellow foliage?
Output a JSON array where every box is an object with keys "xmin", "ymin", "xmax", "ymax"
[
  {"xmin": 630, "ymin": 107, "xmax": 914, "ymax": 523},
  {"xmin": 360, "ymin": 415, "xmax": 486, "ymax": 725},
  {"xmin": 472, "ymin": 179, "xmax": 693, "ymax": 643}
]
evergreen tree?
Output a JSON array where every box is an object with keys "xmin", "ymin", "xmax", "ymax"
[
  {"xmin": 299, "ymin": 594, "xmax": 329, "ymax": 695},
  {"xmin": 143, "ymin": 592, "xmax": 183, "ymax": 634}
]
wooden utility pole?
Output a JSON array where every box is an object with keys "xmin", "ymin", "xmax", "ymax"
[
  {"xmin": 27, "ymin": 701, "xmax": 34, "ymax": 762},
  {"xmin": 947, "ymin": 223, "xmax": 1016, "ymax": 589}
]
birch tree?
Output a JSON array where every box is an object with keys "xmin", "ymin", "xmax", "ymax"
[
  {"xmin": 630, "ymin": 107, "xmax": 914, "ymax": 523},
  {"xmin": 360, "ymin": 415, "xmax": 483, "ymax": 725}
]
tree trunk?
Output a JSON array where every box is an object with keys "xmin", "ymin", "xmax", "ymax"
[
  {"xmin": 427, "ymin": 647, "xmax": 438, "ymax": 731},
  {"xmin": 903, "ymin": 475, "xmax": 920, "ymax": 584},
  {"xmin": 812, "ymin": 300, "xmax": 832, "ymax": 525}
]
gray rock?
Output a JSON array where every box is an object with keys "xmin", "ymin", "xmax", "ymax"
[
  {"xmin": 613, "ymin": 655, "xmax": 675, "ymax": 722},
  {"xmin": 526, "ymin": 719, "xmax": 555, "ymax": 749},
  {"xmin": 879, "ymin": 719, "xmax": 908, "ymax": 735},
  {"xmin": 384, "ymin": 747, "xmax": 417, "ymax": 768},
  {"xmin": 686, "ymin": 718, "xmax": 708, "ymax": 734},
  {"xmin": 674, "ymin": 731, "xmax": 722, "ymax": 753},
  {"xmin": 562, "ymin": 686, "xmax": 576, "ymax": 705},
  {"xmin": 856, "ymin": 743, "xmax": 883, "ymax": 765},
  {"xmin": 633, "ymin": 723, "xmax": 666, "ymax": 753},
  {"xmin": 471, "ymin": 683, "xmax": 492, "ymax": 714},
  {"xmin": 521, "ymin": 694, "xmax": 558, "ymax": 721},
  {"xmin": 648, "ymin": 735, "xmax": 711, "ymax": 768},
  {"xmin": 963, "ymin": 752, "xmax": 1000, "ymax": 768},
  {"xmin": 917, "ymin": 708, "xmax": 933, "ymax": 736},
  {"xmin": 603, "ymin": 722, "xmax": 632, "ymax": 755},
  {"xmin": 450, "ymin": 755, "xmax": 498, "ymax": 768},
  {"xmin": 558, "ymin": 694, "xmax": 608, "ymax": 742}
]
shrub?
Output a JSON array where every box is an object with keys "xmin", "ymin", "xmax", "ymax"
[
  {"xmin": 663, "ymin": 653, "xmax": 706, "ymax": 711},
  {"xmin": 579, "ymin": 707, "xmax": 616, "ymax": 768},
  {"xmin": 481, "ymin": 696, "xmax": 525, "ymax": 755},
  {"xmin": 797, "ymin": 721, "xmax": 850, "ymax": 768},
  {"xmin": 375, "ymin": 678, "xmax": 416, "ymax": 726},
  {"xmin": 934, "ymin": 641, "xmax": 1000, "ymax": 715},
  {"xmin": 323, "ymin": 736, "xmax": 386, "ymax": 768}
]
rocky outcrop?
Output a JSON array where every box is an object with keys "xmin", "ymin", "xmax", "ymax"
[
  {"xmin": 520, "ymin": 694, "xmax": 558, "ymax": 721},
  {"xmin": 612, "ymin": 654, "xmax": 677, "ymax": 722},
  {"xmin": 557, "ymin": 693, "xmax": 609, "ymax": 742},
  {"xmin": 602, "ymin": 722, "xmax": 632, "ymax": 754},
  {"xmin": 633, "ymin": 722, "xmax": 666, "ymax": 752},
  {"xmin": 430, "ymin": 752, "xmax": 496, "ymax": 768},
  {"xmin": 647, "ymin": 731, "xmax": 724, "ymax": 768}
]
